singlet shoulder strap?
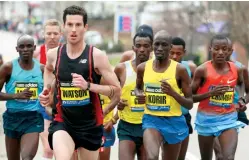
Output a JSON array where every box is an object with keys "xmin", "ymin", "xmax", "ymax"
[{"xmin": 88, "ymin": 45, "xmax": 93, "ymax": 82}]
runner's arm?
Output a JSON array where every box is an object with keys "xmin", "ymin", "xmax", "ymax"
[
  {"xmin": 0, "ymin": 62, "xmax": 19, "ymax": 100},
  {"xmin": 111, "ymin": 111, "xmax": 119, "ymax": 125},
  {"xmin": 102, "ymin": 63, "xmax": 126, "ymax": 116},
  {"xmin": 135, "ymin": 62, "xmax": 146, "ymax": 93},
  {"xmin": 90, "ymin": 48, "xmax": 121, "ymax": 100},
  {"xmin": 191, "ymin": 65, "xmax": 212, "ymax": 102},
  {"xmin": 241, "ymin": 67, "xmax": 249, "ymax": 104},
  {"xmin": 43, "ymin": 47, "xmax": 57, "ymax": 91},
  {"xmin": 174, "ymin": 64, "xmax": 193, "ymax": 109}
]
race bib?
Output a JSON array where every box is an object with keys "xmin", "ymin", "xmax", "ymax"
[
  {"xmin": 209, "ymin": 86, "xmax": 234, "ymax": 108},
  {"xmin": 130, "ymin": 90, "xmax": 144, "ymax": 112},
  {"xmin": 15, "ymin": 82, "xmax": 38, "ymax": 103},
  {"xmin": 60, "ymin": 82, "xmax": 90, "ymax": 107},
  {"xmin": 145, "ymin": 85, "xmax": 171, "ymax": 111}
]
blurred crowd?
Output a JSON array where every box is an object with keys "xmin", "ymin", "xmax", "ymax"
[{"xmin": 0, "ymin": 16, "xmax": 45, "ymax": 44}]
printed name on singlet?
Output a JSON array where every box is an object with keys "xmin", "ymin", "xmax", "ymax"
[
  {"xmin": 15, "ymin": 82, "xmax": 38, "ymax": 103},
  {"xmin": 60, "ymin": 82, "xmax": 90, "ymax": 107},
  {"xmin": 130, "ymin": 90, "xmax": 144, "ymax": 112},
  {"xmin": 145, "ymin": 84, "xmax": 170, "ymax": 111},
  {"xmin": 209, "ymin": 85, "xmax": 234, "ymax": 108}
]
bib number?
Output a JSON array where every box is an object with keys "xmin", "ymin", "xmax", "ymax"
[
  {"xmin": 209, "ymin": 86, "xmax": 234, "ymax": 108},
  {"xmin": 15, "ymin": 82, "xmax": 38, "ymax": 103},
  {"xmin": 130, "ymin": 90, "xmax": 144, "ymax": 112},
  {"xmin": 145, "ymin": 85, "xmax": 170, "ymax": 111},
  {"xmin": 60, "ymin": 82, "xmax": 90, "ymax": 107}
]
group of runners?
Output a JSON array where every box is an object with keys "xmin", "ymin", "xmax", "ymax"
[{"xmin": 0, "ymin": 4, "xmax": 248, "ymax": 160}]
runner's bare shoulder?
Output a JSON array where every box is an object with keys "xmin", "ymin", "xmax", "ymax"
[
  {"xmin": 176, "ymin": 62, "xmax": 190, "ymax": 79},
  {"xmin": 194, "ymin": 62, "xmax": 208, "ymax": 78},
  {"xmin": 120, "ymin": 50, "xmax": 134, "ymax": 63},
  {"xmin": 0, "ymin": 61, "xmax": 13, "ymax": 76}
]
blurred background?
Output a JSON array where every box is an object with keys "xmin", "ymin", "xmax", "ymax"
[{"xmin": 0, "ymin": 1, "xmax": 249, "ymax": 66}]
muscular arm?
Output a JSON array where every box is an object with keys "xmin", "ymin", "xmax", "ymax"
[
  {"xmin": 43, "ymin": 47, "xmax": 57, "ymax": 91},
  {"xmin": 0, "ymin": 62, "xmax": 17, "ymax": 100},
  {"xmin": 101, "ymin": 64, "xmax": 125, "ymax": 116},
  {"xmin": 174, "ymin": 64, "xmax": 193, "ymax": 109},
  {"xmin": 90, "ymin": 48, "xmax": 121, "ymax": 100},
  {"xmin": 191, "ymin": 65, "xmax": 212, "ymax": 102}
]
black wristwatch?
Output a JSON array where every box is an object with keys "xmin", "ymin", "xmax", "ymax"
[{"xmin": 87, "ymin": 82, "xmax": 91, "ymax": 90}]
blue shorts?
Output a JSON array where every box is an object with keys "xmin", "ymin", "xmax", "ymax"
[
  {"xmin": 38, "ymin": 104, "xmax": 52, "ymax": 121},
  {"xmin": 3, "ymin": 110, "xmax": 44, "ymax": 139},
  {"xmin": 195, "ymin": 121, "xmax": 246, "ymax": 137},
  {"xmin": 195, "ymin": 112, "xmax": 246, "ymax": 137},
  {"xmin": 103, "ymin": 127, "xmax": 116, "ymax": 147},
  {"xmin": 142, "ymin": 114, "xmax": 189, "ymax": 144}
]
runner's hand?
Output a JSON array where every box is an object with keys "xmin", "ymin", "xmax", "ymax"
[
  {"xmin": 160, "ymin": 79, "xmax": 175, "ymax": 96},
  {"xmin": 72, "ymin": 73, "xmax": 88, "ymax": 90},
  {"xmin": 117, "ymin": 99, "xmax": 128, "ymax": 110},
  {"xmin": 16, "ymin": 87, "xmax": 33, "ymax": 99},
  {"xmin": 135, "ymin": 89, "xmax": 146, "ymax": 104},
  {"xmin": 210, "ymin": 85, "xmax": 229, "ymax": 96},
  {"xmin": 237, "ymin": 98, "xmax": 247, "ymax": 112},
  {"xmin": 104, "ymin": 120, "xmax": 114, "ymax": 132},
  {"xmin": 39, "ymin": 84, "xmax": 51, "ymax": 107}
]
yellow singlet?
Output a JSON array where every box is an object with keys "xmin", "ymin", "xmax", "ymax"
[{"xmin": 143, "ymin": 59, "xmax": 182, "ymax": 116}]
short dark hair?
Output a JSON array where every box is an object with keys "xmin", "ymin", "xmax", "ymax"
[
  {"xmin": 63, "ymin": 5, "xmax": 88, "ymax": 26},
  {"xmin": 210, "ymin": 34, "xmax": 228, "ymax": 46},
  {"xmin": 133, "ymin": 24, "xmax": 153, "ymax": 45},
  {"xmin": 172, "ymin": 37, "xmax": 185, "ymax": 49}
]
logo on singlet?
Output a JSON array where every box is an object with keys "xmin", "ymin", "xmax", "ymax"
[
  {"xmin": 227, "ymin": 79, "xmax": 236, "ymax": 84},
  {"xmin": 79, "ymin": 59, "xmax": 87, "ymax": 64}
]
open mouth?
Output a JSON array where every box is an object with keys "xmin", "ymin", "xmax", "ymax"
[{"xmin": 71, "ymin": 35, "xmax": 77, "ymax": 38}]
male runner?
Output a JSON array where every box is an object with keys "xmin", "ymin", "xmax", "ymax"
[
  {"xmin": 33, "ymin": 19, "xmax": 62, "ymax": 64},
  {"xmin": 191, "ymin": 34, "xmax": 248, "ymax": 160},
  {"xmin": 119, "ymin": 24, "xmax": 154, "ymax": 63},
  {"xmin": 33, "ymin": 19, "xmax": 62, "ymax": 160},
  {"xmin": 213, "ymin": 37, "xmax": 249, "ymax": 160},
  {"xmin": 110, "ymin": 25, "xmax": 154, "ymax": 160},
  {"xmin": 39, "ymin": 5, "xmax": 120, "ymax": 160},
  {"xmin": 0, "ymin": 34, "xmax": 44, "ymax": 160},
  {"xmin": 135, "ymin": 30, "xmax": 193, "ymax": 160},
  {"xmin": 166, "ymin": 37, "xmax": 196, "ymax": 160}
]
